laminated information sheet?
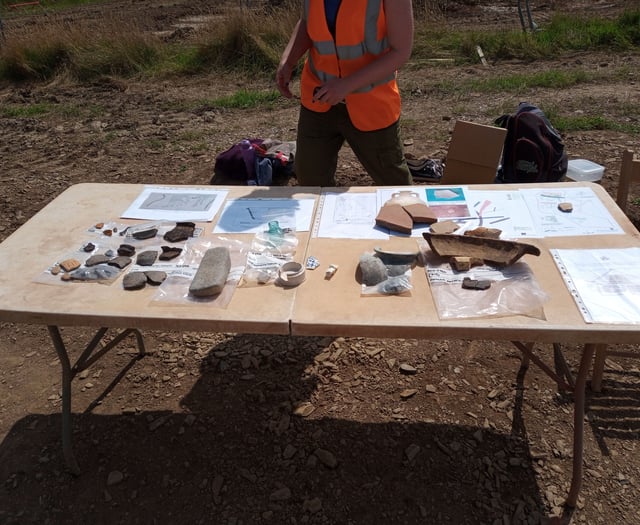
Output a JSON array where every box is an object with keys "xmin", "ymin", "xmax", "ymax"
[{"xmin": 552, "ymin": 247, "xmax": 640, "ymax": 324}]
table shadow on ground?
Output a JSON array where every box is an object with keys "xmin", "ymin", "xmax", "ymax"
[
  {"xmin": 0, "ymin": 333, "xmax": 552, "ymax": 525},
  {"xmin": 587, "ymin": 368, "xmax": 640, "ymax": 454}
]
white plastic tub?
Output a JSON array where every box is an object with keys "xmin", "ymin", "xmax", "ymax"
[{"xmin": 566, "ymin": 159, "xmax": 605, "ymax": 182}]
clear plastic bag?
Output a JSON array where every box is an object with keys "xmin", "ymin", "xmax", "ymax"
[
  {"xmin": 151, "ymin": 237, "xmax": 248, "ymax": 308},
  {"xmin": 242, "ymin": 251, "xmax": 291, "ymax": 286},
  {"xmin": 251, "ymin": 220, "xmax": 298, "ymax": 257},
  {"xmin": 359, "ymin": 249, "xmax": 415, "ymax": 296},
  {"xmin": 419, "ymin": 240, "xmax": 549, "ymax": 319},
  {"xmin": 241, "ymin": 221, "xmax": 299, "ymax": 287},
  {"xmin": 34, "ymin": 237, "xmax": 124, "ymax": 286},
  {"xmin": 361, "ymin": 273, "xmax": 413, "ymax": 296}
]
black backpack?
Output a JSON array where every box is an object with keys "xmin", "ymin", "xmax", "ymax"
[{"xmin": 495, "ymin": 102, "xmax": 568, "ymax": 183}]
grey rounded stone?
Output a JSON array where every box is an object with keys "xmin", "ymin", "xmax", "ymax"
[{"xmin": 358, "ymin": 253, "xmax": 388, "ymax": 286}]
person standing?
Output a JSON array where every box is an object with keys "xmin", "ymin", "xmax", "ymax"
[{"xmin": 276, "ymin": 0, "xmax": 414, "ymax": 186}]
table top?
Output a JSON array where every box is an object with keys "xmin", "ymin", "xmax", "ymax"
[
  {"xmin": 1, "ymin": 181, "xmax": 639, "ymax": 344},
  {"xmin": 291, "ymin": 182, "xmax": 640, "ymax": 344},
  {"xmin": 0, "ymin": 183, "xmax": 319, "ymax": 334}
]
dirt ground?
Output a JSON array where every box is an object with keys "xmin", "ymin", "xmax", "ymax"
[{"xmin": 1, "ymin": 1, "xmax": 640, "ymax": 524}]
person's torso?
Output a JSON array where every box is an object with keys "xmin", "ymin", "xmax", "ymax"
[{"xmin": 301, "ymin": 0, "xmax": 401, "ymax": 131}]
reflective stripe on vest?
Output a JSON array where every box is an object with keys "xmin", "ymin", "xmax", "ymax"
[
  {"xmin": 301, "ymin": 0, "xmax": 401, "ymax": 131},
  {"xmin": 305, "ymin": 0, "xmax": 388, "ymax": 58},
  {"xmin": 306, "ymin": 56, "xmax": 395, "ymax": 94}
]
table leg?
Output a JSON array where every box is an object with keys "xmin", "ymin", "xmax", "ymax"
[
  {"xmin": 512, "ymin": 341, "xmax": 572, "ymax": 391},
  {"xmin": 46, "ymin": 325, "xmax": 146, "ymax": 475},
  {"xmin": 47, "ymin": 326, "xmax": 81, "ymax": 475},
  {"xmin": 565, "ymin": 343, "xmax": 595, "ymax": 508},
  {"xmin": 553, "ymin": 342, "xmax": 576, "ymax": 390}
]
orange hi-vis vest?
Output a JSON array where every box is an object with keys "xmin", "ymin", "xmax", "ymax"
[{"xmin": 301, "ymin": 0, "xmax": 401, "ymax": 132}]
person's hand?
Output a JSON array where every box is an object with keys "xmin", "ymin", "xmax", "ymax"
[
  {"xmin": 312, "ymin": 77, "xmax": 350, "ymax": 105},
  {"xmin": 276, "ymin": 62, "xmax": 294, "ymax": 98}
]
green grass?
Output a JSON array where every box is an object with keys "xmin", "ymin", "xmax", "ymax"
[
  {"xmin": 175, "ymin": 130, "xmax": 212, "ymax": 153},
  {"xmin": 0, "ymin": 103, "xmax": 53, "ymax": 117},
  {"xmin": 71, "ymin": 37, "xmax": 161, "ymax": 81},
  {"xmin": 203, "ymin": 89, "xmax": 281, "ymax": 109},
  {"xmin": 146, "ymin": 138, "xmax": 164, "ymax": 150},
  {"xmin": 418, "ymin": 10, "xmax": 640, "ymax": 63},
  {"xmin": 0, "ymin": 101, "xmax": 106, "ymax": 118},
  {"xmin": 0, "ymin": 42, "xmax": 69, "ymax": 81},
  {"xmin": 426, "ymin": 69, "xmax": 593, "ymax": 97},
  {"xmin": 552, "ymin": 114, "xmax": 640, "ymax": 134}
]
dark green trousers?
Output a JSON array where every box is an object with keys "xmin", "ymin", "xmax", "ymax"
[{"xmin": 294, "ymin": 104, "xmax": 412, "ymax": 186}]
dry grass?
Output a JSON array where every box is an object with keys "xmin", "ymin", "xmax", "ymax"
[
  {"xmin": 0, "ymin": 15, "xmax": 161, "ymax": 81},
  {"xmin": 1, "ymin": 0, "xmax": 638, "ymax": 83}
]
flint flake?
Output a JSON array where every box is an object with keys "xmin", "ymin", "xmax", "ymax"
[
  {"xmin": 85, "ymin": 254, "xmax": 111, "ymax": 267},
  {"xmin": 118, "ymin": 244, "xmax": 136, "ymax": 257},
  {"xmin": 462, "ymin": 277, "xmax": 491, "ymax": 290},
  {"xmin": 136, "ymin": 250, "xmax": 158, "ymax": 266},
  {"xmin": 131, "ymin": 227, "xmax": 157, "ymax": 240},
  {"xmin": 107, "ymin": 256, "xmax": 132, "ymax": 269}
]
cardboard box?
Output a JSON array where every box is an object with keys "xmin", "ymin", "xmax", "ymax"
[{"xmin": 441, "ymin": 120, "xmax": 507, "ymax": 185}]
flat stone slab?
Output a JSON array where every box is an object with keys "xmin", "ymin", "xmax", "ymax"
[{"xmin": 189, "ymin": 246, "xmax": 231, "ymax": 297}]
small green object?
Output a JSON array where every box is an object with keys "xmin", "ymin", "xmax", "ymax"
[{"xmin": 268, "ymin": 220, "xmax": 283, "ymax": 236}]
